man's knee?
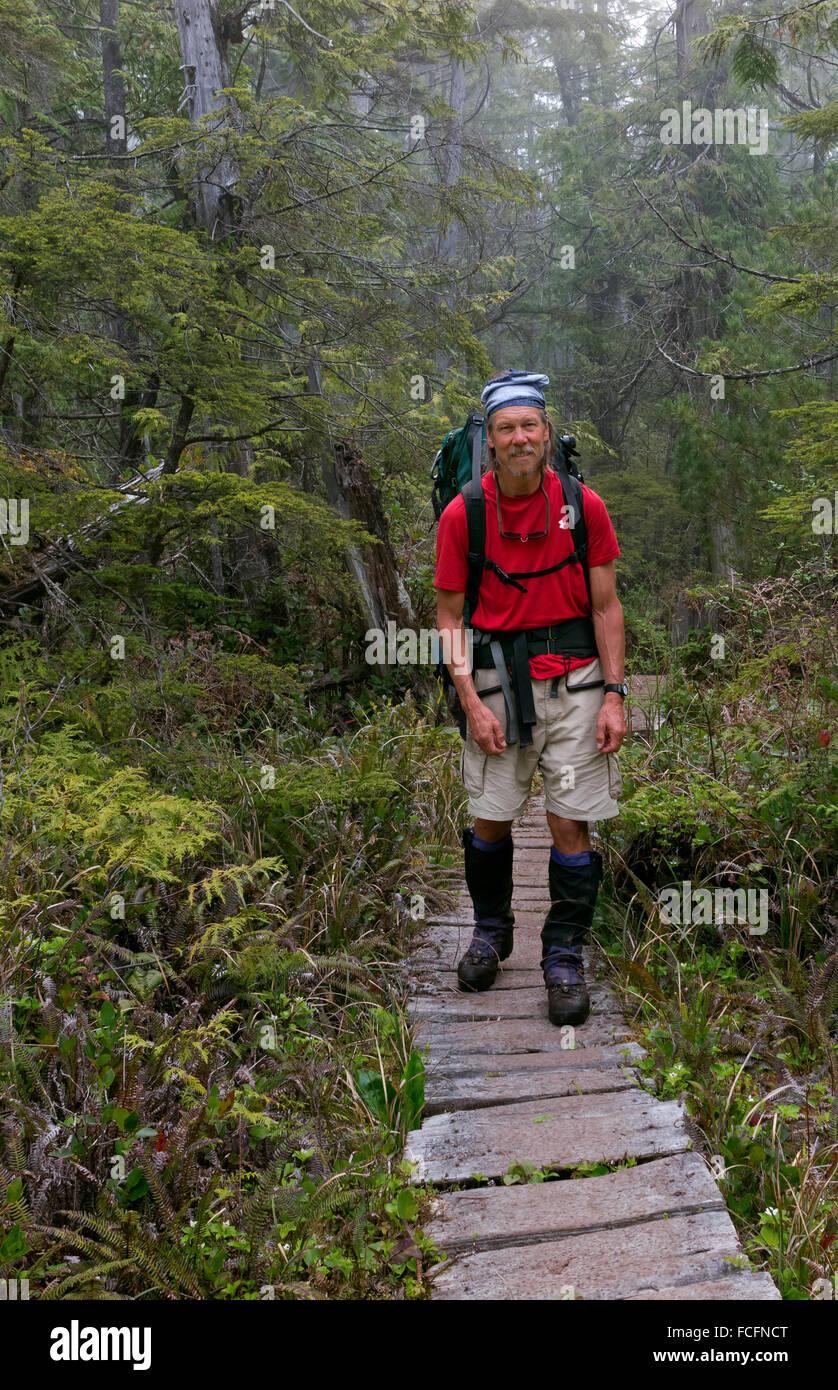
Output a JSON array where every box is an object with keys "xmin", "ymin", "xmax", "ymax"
[
  {"xmin": 546, "ymin": 812, "xmax": 590, "ymax": 854},
  {"xmin": 473, "ymin": 817, "xmax": 514, "ymax": 843}
]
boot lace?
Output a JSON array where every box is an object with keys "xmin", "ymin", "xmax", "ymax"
[
  {"xmin": 543, "ymin": 949, "xmax": 585, "ymax": 991},
  {"xmin": 467, "ymin": 923, "xmax": 511, "ymax": 960}
]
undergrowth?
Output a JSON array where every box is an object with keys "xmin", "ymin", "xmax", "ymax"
[{"xmin": 0, "ymin": 628, "xmax": 464, "ymax": 1300}]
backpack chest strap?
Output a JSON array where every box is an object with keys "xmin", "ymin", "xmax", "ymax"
[{"xmin": 483, "ymin": 545, "xmax": 588, "ymax": 593}]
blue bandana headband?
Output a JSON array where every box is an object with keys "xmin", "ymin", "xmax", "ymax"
[{"xmin": 481, "ymin": 370, "xmax": 550, "ymax": 419}]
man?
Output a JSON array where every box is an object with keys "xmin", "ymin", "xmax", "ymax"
[{"xmin": 434, "ymin": 369, "xmax": 627, "ymax": 1026}]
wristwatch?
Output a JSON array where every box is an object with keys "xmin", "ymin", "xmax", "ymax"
[{"xmin": 604, "ymin": 682, "xmax": 629, "ymax": 698}]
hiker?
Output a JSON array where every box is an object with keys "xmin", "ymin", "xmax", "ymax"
[{"xmin": 434, "ymin": 369, "xmax": 627, "ymax": 1026}]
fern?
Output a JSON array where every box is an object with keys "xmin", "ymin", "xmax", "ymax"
[
  {"xmin": 40, "ymin": 1201, "xmax": 205, "ymax": 1299},
  {"xmin": 47, "ymin": 1258, "xmax": 136, "ymax": 1298},
  {"xmin": 609, "ymin": 956, "xmax": 666, "ymax": 1003}
]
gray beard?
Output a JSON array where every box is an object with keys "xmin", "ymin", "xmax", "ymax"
[{"xmin": 496, "ymin": 447, "xmax": 547, "ymax": 479}]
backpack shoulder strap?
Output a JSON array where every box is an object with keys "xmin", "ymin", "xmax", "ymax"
[
  {"xmin": 461, "ymin": 415, "xmax": 485, "ymax": 620},
  {"xmin": 554, "ymin": 465, "xmax": 591, "ymax": 608},
  {"xmin": 462, "ymin": 473, "xmax": 485, "ymax": 620}
]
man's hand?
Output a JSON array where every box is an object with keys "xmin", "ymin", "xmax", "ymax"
[
  {"xmin": 467, "ymin": 700, "xmax": 507, "ymax": 755},
  {"xmin": 437, "ymin": 587, "xmax": 508, "ymax": 755},
  {"xmin": 596, "ymin": 692, "xmax": 626, "ymax": 754}
]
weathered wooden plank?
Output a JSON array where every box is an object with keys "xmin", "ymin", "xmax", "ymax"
[
  {"xmin": 419, "ymin": 967, "xmax": 618, "ymax": 995},
  {"xmin": 429, "ymin": 1210, "xmax": 755, "ymax": 1300},
  {"xmin": 411, "ymin": 934, "xmax": 597, "ymax": 972},
  {"xmin": 405, "ymin": 1091, "xmax": 688, "ymax": 1184},
  {"xmin": 411, "ymin": 949, "xmax": 545, "ymax": 974},
  {"xmin": 421, "ymin": 908, "xmax": 559, "ymax": 932},
  {"xmin": 409, "ymin": 984, "xmax": 623, "ymax": 1023},
  {"xmin": 412, "ymin": 916, "xmax": 550, "ymax": 937},
  {"xmin": 410, "ymin": 934, "xmax": 544, "ymax": 960},
  {"xmin": 412, "ymin": 909, "xmax": 549, "ymax": 930},
  {"xmin": 423, "ymin": 1044, "xmax": 646, "ymax": 1081},
  {"xmin": 415, "ymin": 1015, "xmax": 636, "ymax": 1056},
  {"xmin": 511, "ymin": 851, "xmax": 562, "ymax": 864},
  {"xmin": 415, "ymin": 909, "xmax": 551, "ymax": 928},
  {"xmin": 425, "ymin": 1064, "xmax": 637, "ymax": 1115},
  {"xmin": 412, "ymin": 948, "xmax": 546, "ymax": 973},
  {"xmin": 625, "ymin": 1274, "xmax": 781, "ymax": 1300},
  {"xmin": 411, "ymin": 979, "xmax": 619, "ymax": 1007},
  {"xmin": 442, "ymin": 890, "xmax": 560, "ymax": 909},
  {"xmin": 428, "ymin": 968, "xmax": 547, "ymax": 991},
  {"xmin": 423, "ymin": 1152, "xmax": 722, "ymax": 1252},
  {"xmin": 514, "ymin": 845, "xmax": 567, "ymax": 856}
]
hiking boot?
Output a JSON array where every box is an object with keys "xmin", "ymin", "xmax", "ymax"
[
  {"xmin": 543, "ymin": 948, "xmax": 590, "ymax": 1026},
  {"xmin": 457, "ymin": 924, "xmax": 514, "ymax": 991},
  {"xmin": 541, "ymin": 849, "xmax": 604, "ymax": 954},
  {"xmin": 541, "ymin": 849, "xmax": 603, "ymax": 1024},
  {"xmin": 457, "ymin": 826, "xmax": 514, "ymax": 992}
]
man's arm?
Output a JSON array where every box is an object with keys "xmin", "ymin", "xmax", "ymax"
[
  {"xmin": 589, "ymin": 560, "xmax": 624, "ymax": 685},
  {"xmin": 589, "ymin": 560, "xmax": 627, "ymax": 754},
  {"xmin": 436, "ymin": 588, "xmax": 506, "ymax": 754}
]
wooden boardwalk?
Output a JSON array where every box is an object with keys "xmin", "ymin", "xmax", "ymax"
[{"xmin": 406, "ymin": 797, "xmax": 779, "ymax": 1301}]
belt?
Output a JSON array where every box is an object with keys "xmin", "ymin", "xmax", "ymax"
[{"xmin": 470, "ymin": 619, "xmax": 601, "ymax": 748}]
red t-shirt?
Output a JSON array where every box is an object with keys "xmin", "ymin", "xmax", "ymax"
[{"xmin": 434, "ymin": 466, "xmax": 620, "ymax": 678}]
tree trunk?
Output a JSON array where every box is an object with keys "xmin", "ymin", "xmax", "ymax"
[
  {"xmin": 708, "ymin": 516, "xmax": 738, "ymax": 581},
  {"xmin": 332, "ymin": 439, "xmax": 415, "ymax": 632},
  {"xmin": 307, "ymin": 355, "xmax": 414, "ymax": 637},
  {"xmin": 100, "ymin": 0, "xmax": 127, "ymax": 159},
  {"xmin": 554, "ymin": 53, "xmax": 581, "ymax": 126},
  {"xmin": 585, "ymin": 271, "xmax": 624, "ymax": 448},
  {"xmin": 438, "ymin": 59, "xmax": 466, "ymax": 263},
  {"xmin": 675, "ymin": 0, "xmax": 708, "ymax": 78},
  {"xmin": 348, "ymin": 12, "xmax": 373, "ymax": 114},
  {"xmin": 100, "ymin": 0, "xmax": 148, "ymax": 480},
  {"xmin": 161, "ymin": 393, "xmax": 195, "ymax": 474},
  {"xmin": 173, "ymin": 0, "xmax": 239, "ymax": 238},
  {"xmin": 435, "ymin": 58, "xmax": 467, "ymax": 375}
]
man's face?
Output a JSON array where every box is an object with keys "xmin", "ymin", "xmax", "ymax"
[{"xmin": 488, "ymin": 406, "xmax": 550, "ymax": 479}]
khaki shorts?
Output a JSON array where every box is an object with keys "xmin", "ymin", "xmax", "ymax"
[{"xmin": 459, "ymin": 656, "xmax": 623, "ymax": 823}]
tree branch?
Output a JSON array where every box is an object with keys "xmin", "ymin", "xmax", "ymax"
[{"xmin": 632, "ymin": 177, "xmax": 800, "ymax": 285}]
